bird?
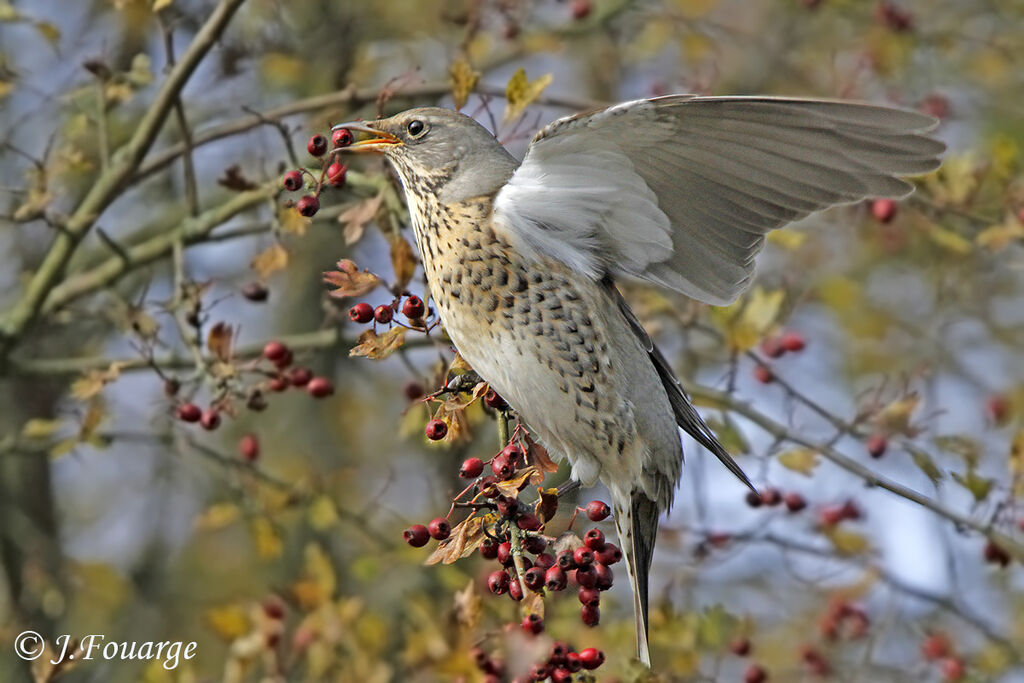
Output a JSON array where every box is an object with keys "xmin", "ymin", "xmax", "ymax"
[{"xmin": 332, "ymin": 95, "xmax": 943, "ymax": 666}]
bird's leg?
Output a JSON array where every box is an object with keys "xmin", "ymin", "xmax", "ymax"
[{"xmin": 557, "ymin": 479, "xmax": 581, "ymax": 497}]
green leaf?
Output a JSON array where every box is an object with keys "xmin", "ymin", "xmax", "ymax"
[
  {"xmin": 905, "ymin": 445, "xmax": 944, "ymax": 486},
  {"xmin": 951, "ymin": 468, "xmax": 994, "ymax": 503},
  {"xmin": 776, "ymin": 448, "xmax": 819, "ymax": 476},
  {"xmin": 705, "ymin": 416, "xmax": 750, "ymax": 455},
  {"xmin": 697, "ymin": 604, "xmax": 737, "ymax": 649}
]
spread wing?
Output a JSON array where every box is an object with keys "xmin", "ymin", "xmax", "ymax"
[{"xmin": 492, "ymin": 95, "xmax": 944, "ymax": 305}]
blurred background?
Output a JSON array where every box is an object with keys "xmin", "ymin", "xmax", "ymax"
[{"xmin": 0, "ymin": 0, "xmax": 1022, "ymax": 681}]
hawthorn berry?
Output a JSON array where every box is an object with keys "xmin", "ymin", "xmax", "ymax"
[
  {"xmin": 581, "ymin": 604, "xmax": 600, "ymax": 626},
  {"xmin": 494, "ymin": 541, "xmax": 512, "ymax": 567},
  {"xmin": 427, "ymin": 517, "xmax": 451, "ymax": 540},
  {"xmin": 571, "ymin": 0, "xmax": 592, "ymax": 20},
  {"xmin": 307, "ymin": 134, "xmax": 328, "ymax": 157},
  {"xmin": 332, "ymin": 127, "xmax": 353, "ymax": 148},
  {"xmin": 488, "ymin": 570, "xmax": 510, "ymax": 595},
  {"xmin": 508, "ymin": 578, "xmax": 524, "ymax": 601},
  {"xmin": 578, "ymin": 647, "xmax": 604, "ymax": 670},
  {"xmin": 585, "ymin": 499, "xmax": 611, "ymax": 521},
  {"xmin": 760, "ymin": 488, "xmax": 782, "ymax": 506},
  {"xmin": 984, "ymin": 540, "xmax": 1011, "ymax": 567},
  {"xmin": 866, "ymin": 433, "xmax": 888, "ymax": 458},
  {"xmin": 820, "ymin": 506, "xmax": 846, "ymax": 527},
  {"xmin": 550, "ymin": 667, "xmax": 571, "ymax": 683},
  {"xmin": 753, "ymin": 364, "xmax": 775, "ymax": 384},
  {"xmin": 373, "ymin": 304, "xmax": 393, "ymax": 324},
  {"xmin": 783, "ymin": 492, "xmax": 807, "ymax": 512},
  {"xmin": 296, "ymin": 195, "xmax": 319, "ymax": 217},
  {"xmin": 556, "ymin": 550, "xmax": 576, "ymax": 570},
  {"xmin": 578, "ymin": 586, "xmax": 600, "ymax": 607},
  {"xmin": 262, "ymin": 596, "xmax": 286, "ymax": 620},
  {"xmin": 521, "ymin": 613, "xmax": 544, "ymax": 635},
  {"xmin": 402, "ymin": 294, "xmax": 425, "ymax": 319},
  {"xmin": 491, "ymin": 453, "xmax": 514, "ymax": 479},
  {"xmin": 272, "ymin": 349, "xmax": 293, "ymax": 369},
  {"xmin": 517, "ymin": 513, "xmax": 542, "ymax": 531},
  {"xmin": 307, "ymin": 377, "xmax": 334, "ymax": 398},
  {"xmin": 986, "ymin": 394, "xmax": 1010, "ymax": 423},
  {"xmin": 263, "ymin": 341, "xmax": 289, "ymax": 362},
  {"xmin": 921, "ymin": 633, "xmax": 951, "ymax": 661},
  {"xmin": 941, "ymin": 657, "xmax": 966, "ymax": 682},
  {"xmin": 239, "ymin": 434, "xmax": 260, "ymax": 462},
  {"xmin": 403, "ymin": 382, "xmax": 424, "ymax": 401},
  {"xmin": 530, "ymin": 664, "xmax": 550, "ymax": 680},
  {"xmin": 484, "ymin": 388, "xmax": 508, "ymax": 410},
  {"xmin": 424, "ymin": 419, "xmax": 447, "ymax": 440},
  {"xmin": 282, "ymin": 170, "xmax": 303, "ymax": 192},
  {"xmin": 760, "ymin": 336, "xmax": 785, "ymax": 358},
  {"xmin": 288, "ymin": 367, "xmax": 313, "ymax": 387},
  {"xmin": 404, "ymin": 524, "xmax": 430, "ymax": 547},
  {"xmin": 871, "ymin": 198, "xmax": 897, "ymax": 223},
  {"xmin": 744, "ymin": 664, "xmax": 768, "ymax": 683},
  {"xmin": 349, "ymin": 302, "xmax": 374, "ymax": 323},
  {"xmin": 730, "ymin": 637, "xmax": 752, "ymax": 656},
  {"xmin": 573, "ymin": 547, "xmax": 595, "ymax": 567},
  {"xmin": 480, "ymin": 537, "xmax": 499, "ymax": 560},
  {"xmin": 241, "ymin": 281, "xmax": 269, "ymax": 302},
  {"xmin": 460, "ymin": 457, "xmax": 484, "ymax": 478},
  {"xmin": 584, "ymin": 528, "xmax": 606, "ymax": 550},
  {"xmin": 496, "ymin": 496, "xmax": 518, "ymax": 518},
  {"xmin": 780, "ymin": 331, "xmax": 806, "ymax": 352},
  {"xmin": 176, "ymin": 403, "xmax": 202, "ymax": 423},
  {"xmin": 746, "ymin": 490, "xmax": 763, "ymax": 508},
  {"xmin": 593, "ymin": 563, "xmax": 613, "ymax": 590},
  {"xmin": 523, "ymin": 534, "xmax": 547, "ymax": 554},
  {"xmin": 268, "ymin": 375, "xmax": 289, "ymax": 392},
  {"xmin": 200, "ymin": 409, "xmax": 221, "ymax": 430},
  {"xmin": 501, "ymin": 442, "xmax": 523, "ymax": 465},
  {"xmin": 523, "ymin": 567, "xmax": 546, "ymax": 591},
  {"xmin": 326, "ymin": 162, "xmax": 347, "ymax": 188},
  {"xmin": 565, "ymin": 652, "xmax": 583, "ymax": 673},
  {"xmin": 596, "ymin": 543, "xmax": 621, "ymax": 565},
  {"xmin": 573, "ymin": 565, "xmax": 596, "ymax": 588},
  {"xmin": 544, "ymin": 566, "xmax": 567, "ymax": 591},
  {"xmin": 534, "ymin": 552, "xmax": 555, "ymax": 569}
]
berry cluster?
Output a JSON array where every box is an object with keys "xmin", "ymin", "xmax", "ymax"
[
  {"xmin": 348, "ymin": 294, "xmax": 429, "ymax": 329},
  {"xmin": 744, "ymin": 487, "xmax": 807, "ymax": 513},
  {"xmin": 754, "ymin": 330, "xmax": 806, "ymax": 384},
  {"xmin": 471, "ymin": 641, "xmax": 604, "ymax": 683},
  {"xmin": 280, "ymin": 128, "xmax": 354, "ymax": 218}
]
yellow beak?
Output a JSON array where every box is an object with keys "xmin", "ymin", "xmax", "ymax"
[{"xmin": 331, "ymin": 121, "xmax": 401, "ymax": 152}]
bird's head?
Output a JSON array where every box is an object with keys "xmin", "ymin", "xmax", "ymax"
[{"xmin": 332, "ymin": 107, "xmax": 518, "ymax": 202}]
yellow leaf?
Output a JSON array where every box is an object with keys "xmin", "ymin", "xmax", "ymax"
[
  {"xmin": 0, "ymin": 80, "xmax": 14, "ymax": 99},
  {"xmin": 951, "ymin": 468, "xmax": 994, "ymax": 502},
  {"xmin": 152, "ymin": 0, "xmax": 173, "ymax": 10},
  {"xmin": 70, "ymin": 363, "xmax": 123, "ymax": 400},
  {"xmin": 449, "ymin": 57, "xmax": 479, "ymax": 111},
  {"xmin": 251, "ymin": 243, "xmax": 289, "ymax": 279},
  {"xmin": 278, "ymin": 204, "xmax": 311, "ymax": 236},
  {"xmin": 823, "ymin": 527, "xmax": 871, "ymax": 556},
  {"xmin": 307, "ymin": 495, "xmax": 339, "ymax": 531},
  {"xmin": 251, "ymin": 517, "xmax": 283, "ymax": 560},
  {"xmin": 504, "ymin": 68, "xmax": 554, "ymax": 123},
  {"xmin": 0, "ymin": 2, "xmax": 20, "ymax": 21},
  {"xmin": 295, "ymin": 542, "xmax": 336, "ymax": 606},
  {"xmin": 323, "ymin": 259, "xmax": 381, "ymax": 299},
  {"xmin": 389, "ymin": 235, "xmax": 418, "ymax": 291},
  {"xmin": 767, "ymin": 229, "xmax": 807, "ymax": 250},
  {"xmin": 875, "ymin": 395, "xmax": 921, "ymax": 436},
  {"xmin": 206, "ymin": 604, "xmax": 250, "ymax": 641},
  {"xmin": 709, "ymin": 287, "xmax": 785, "ymax": 351},
  {"xmin": 492, "ymin": 466, "xmax": 544, "ymax": 498},
  {"xmin": 206, "ymin": 321, "xmax": 235, "ymax": 362},
  {"xmin": 126, "ymin": 53, "xmax": 152, "ymax": 86},
  {"xmin": 976, "ymin": 217, "xmax": 1024, "ymax": 252},
  {"xmin": 21, "ymin": 418, "xmax": 64, "ymax": 440},
  {"xmin": 425, "ymin": 516, "xmax": 484, "ymax": 565},
  {"xmin": 928, "ymin": 226, "xmax": 972, "ymax": 255},
  {"xmin": 194, "ymin": 502, "xmax": 241, "ymax": 531},
  {"xmin": 776, "ymin": 449, "xmax": 819, "ymax": 476},
  {"xmin": 104, "ymin": 81, "xmax": 134, "ymax": 104},
  {"xmin": 79, "ymin": 397, "xmax": 107, "ymax": 441},
  {"xmin": 349, "ymin": 327, "xmax": 406, "ymax": 360},
  {"xmin": 33, "ymin": 21, "xmax": 60, "ymax": 45}
]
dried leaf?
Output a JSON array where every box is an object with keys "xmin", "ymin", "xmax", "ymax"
[
  {"xmin": 933, "ymin": 434, "xmax": 980, "ymax": 464},
  {"xmin": 504, "ymin": 68, "xmax": 554, "ymax": 122},
  {"xmin": 776, "ymin": 448, "xmax": 819, "ymax": 476},
  {"xmin": 21, "ymin": 418, "xmax": 63, "ymax": 440},
  {"xmin": 349, "ymin": 327, "xmax": 406, "ymax": 360},
  {"xmin": 389, "ymin": 235, "xmax": 418, "ymax": 291},
  {"xmin": 206, "ymin": 322, "xmax": 234, "ymax": 362},
  {"xmin": 425, "ymin": 516, "xmax": 484, "ymax": 565},
  {"xmin": 278, "ymin": 203, "xmax": 311, "ymax": 236},
  {"xmin": 251, "ymin": 243, "xmax": 289, "ymax": 279},
  {"xmin": 536, "ymin": 487, "xmax": 559, "ymax": 523},
  {"xmin": 450, "ymin": 57, "xmax": 480, "ymax": 111},
  {"xmin": 976, "ymin": 217, "xmax": 1024, "ymax": 252},
  {"xmin": 33, "ymin": 20, "xmax": 60, "ymax": 45},
  {"xmin": 217, "ymin": 165, "xmax": 259, "ymax": 192},
  {"xmin": 70, "ymin": 363, "xmax": 123, "ymax": 401},
  {"xmin": 525, "ymin": 436, "xmax": 559, "ymax": 473},
  {"xmin": 205, "ymin": 604, "xmax": 250, "ymax": 641},
  {"xmin": 194, "ymin": 502, "xmax": 241, "ymax": 531},
  {"xmin": 453, "ymin": 580, "xmax": 482, "ymax": 634},
  {"xmin": 905, "ymin": 445, "xmax": 944, "ymax": 486},
  {"xmin": 251, "ymin": 517, "xmax": 283, "ymax": 560},
  {"xmin": 308, "ymin": 495, "xmax": 339, "ymax": 531},
  {"xmin": 824, "ymin": 527, "xmax": 871, "ymax": 556},
  {"xmin": 338, "ymin": 194, "xmax": 384, "ymax": 245},
  {"xmin": 492, "ymin": 466, "xmax": 544, "ymax": 498},
  {"xmin": 874, "ymin": 394, "xmax": 921, "ymax": 437},
  {"xmin": 79, "ymin": 397, "xmax": 107, "ymax": 443},
  {"xmin": 709, "ymin": 287, "xmax": 785, "ymax": 352},
  {"xmin": 521, "ymin": 590, "xmax": 545, "ymax": 620},
  {"xmin": 323, "ymin": 259, "xmax": 381, "ymax": 299}
]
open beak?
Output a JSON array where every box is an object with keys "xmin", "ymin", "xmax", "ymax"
[{"xmin": 331, "ymin": 121, "xmax": 401, "ymax": 152}]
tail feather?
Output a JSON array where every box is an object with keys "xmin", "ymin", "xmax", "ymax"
[{"xmin": 614, "ymin": 491, "xmax": 659, "ymax": 667}]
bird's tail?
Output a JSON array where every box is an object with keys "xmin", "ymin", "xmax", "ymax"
[{"xmin": 614, "ymin": 490, "xmax": 659, "ymax": 667}]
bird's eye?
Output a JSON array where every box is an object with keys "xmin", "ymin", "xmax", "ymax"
[{"xmin": 407, "ymin": 120, "xmax": 426, "ymax": 138}]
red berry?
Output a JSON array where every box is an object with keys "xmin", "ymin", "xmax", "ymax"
[
  {"xmin": 876, "ymin": 1, "xmax": 913, "ymax": 32},
  {"xmin": 921, "ymin": 633, "xmax": 951, "ymax": 661},
  {"xmin": 282, "ymin": 170, "xmax": 303, "ymax": 192},
  {"xmin": 573, "ymin": 547, "xmax": 594, "ymax": 567},
  {"xmin": 570, "ymin": 0, "xmax": 592, "ymax": 20},
  {"xmin": 424, "ymin": 419, "xmax": 447, "ymax": 441},
  {"xmin": 490, "ymin": 454, "xmax": 513, "ymax": 479},
  {"xmin": 984, "ymin": 540, "xmax": 1011, "ymax": 567},
  {"xmin": 986, "ymin": 394, "xmax": 1011, "ymax": 423},
  {"xmin": 348, "ymin": 302, "xmax": 373, "ymax": 323},
  {"xmin": 427, "ymin": 517, "xmax": 451, "ymax": 540},
  {"xmin": 523, "ymin": 567, "xmax": 545, "ymax": 591},
  {"xmin": 556, "ymin": 550, "xmax": 576, "ymax": 570},
  {"xmin": 404, "ymin": 524, "xmax": 430, "ymax": 547},
  {"xmin": 176, "ymin": 403, "xmax": 202, "ymax": 423},
  {"xmin": 402, "ymin": 295, "xmax": 425, "ymax": 319},
  {"xmin": 534, "ymin": 552, "xmax": 555, "ymax": 569},
  {"xmin": 307, "ymin": 134, "xmax": 328, "ymax": 157},
  {"xmin": 578, "ymin": 647, "xmax": 604, "ymax": 670},
  {"xmin": 239, "ymin": 434, "xmax": 260, "ymax": 462},
  {"xmin": 578, "ymin": 586, "xmax": 600, "ymax": 607},
  {"xmin": 871, "ymin": 198, "xmax": 897, "ymax": 223},
  {"xmin": 403, "ymin": 382, "xmax": 424, "ymax": 401},
  {"xmin": 866, "ymin": 433, "xmax": 888, "ymax": 458},
  {"xmin": 524, "ymin": 534, "xmax": 547, "ymax": 554},
  {"xmin": 496, "ymin": 541, "xmax": 513, "ymax": 567},
  {"xmin": 596, "ymin": 543, "xmax": 621, "ymax": 565},
  {"xmin": 760, "ymin": 488, "xmax": 782, "ymax": 506},
  {"xmin": 242, "ymin": 281, "xmax": 269, "ymax": 302},
  {"xmin": 746, "ymin": 490, "xmax": 763, "ymax": 507},
  {"xmin": 268, "ymin": 375, "xmax": 289, "ymax": 392},
  {"xmin": 200, "ymin": 409, "xmax": 221, "ymax": 430},
  {"xmin": 744, "ymin": 664, "xmax": 768, "ymax": 683},
  {"xmin": 307, "ymin": 377, "xmax": 334, "ymax": 398},
  {"xmin": 544, "ymin": 566, "xmax": 567, "ymax": 591},
  {"xmin": 296, "ymin": 195, "xmax": 319, "ymax": 217},
  {"xmin": 530, "ymin": 664, "xmax": 550, "ymax": 680},
  {"xmin": 593, "ymin": 563, "xmax": 613, "ymax": 590},
  {"xmin": 332, "ymin": 127, "xmax": 353, "ymax": 148},
  {"xmin": 501, "ymin": 443, "xmax": 523, "ymax": 465},
  {"xmin": 480, "ymin": 538, "xmax": 499, "ymax": 560},
  {"xmin": 941, "ymin": 657, "xmax": 965, "ymax": 681},
  {"xmin": 487, "ymin": 570, "xmax": 510, "ymax": 595},
  {"xmin": 484, "ymin": 388, "xmax": 507, "ymax": 410},
  {"xmin": 783, "ymin": 492, "xmax": 807, "ymax": 512},
  {"xmin": 820, "ymin": 505, "xmax": 846, "ymax": 527},
  {"xmin": 573, "ymin": 564, "xmax": 596, "ymax": 588},
  {"xmin": 373, "ymin": 304, "xmax": 393, "ymax": 324},
  {"xmin": 584, "ymin": 528, "xmax": 606, "ymax": 550},
  {"xmin": 585, "ymin": 500, "xmax": 611, "ymax": 521},
  {"xmin": 550, "ymin": 668, "xmax": 571, "ymax": 683},
  {"xmin": 508, "ymin": 577, "xmax": 524, "ymax": 601},
  {"xmin": 565, "ymin": 652, "xmax": 583, "ymax": 673},
  {"xmin": 581, "ymin": 604, "xmax": 600, "ymax": 626},
  {"xmin": 760, "ymin": 336, "xmax": 785, "ymax": 358},
  {"xmin": 326, "ymin": 162, "xmax": 347, "ymax": 188},
  {"xmin": 517, "ymin": 513, "xmax": 542, "ymax": 531},
  {"xmin": 263, "ymin": 341, "xmax": 288, "ymax": 362},
  {"xmin": 521, "ymin": 612, "xmax": 544, "ymax": 635},
  {"xmin": 840, "ymin": 499, "xmax": 862, "ymax": 521},
  {"xmin": 460, "ymin": 457, "xmax": 484, "ymax": 478},
  {"xmin": 730, "ymin": 637, "xmax": 752, "ymax": 656},
  {"xmin": 753, "ymin": 364, "xmax": 775, "ymax": 384},
  {"xmin": 262, "ymin": 596, "xmax": 286, "ymax": 620},
  {"xmin": 272, "ymin": 349, "xmax": 293, "ymax": 369},
  {"xmin": 780, "ymin": 331, "xmax": 806, "ymax": 352},
  {"xmin": 288, "ymin": 367, "xmax": 312, "ymax": 387}
]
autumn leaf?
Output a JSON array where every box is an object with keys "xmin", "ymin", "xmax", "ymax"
[
  {"xmin": 70, "ymin": 363, "xmax": 124, "ymax": 401},
  {"xmin": 389, "ymin": 235, "xmax": 418, "ymax": 291},
  {"xmin": 874, "ymin": 394, "xmax": 921, "ymax": 437},
  {"xmin": 536, "ymin": 487, "xmax": 559, "ymax": 523},
  {"xmin": 277, "ymin": 203, "xmax": 310, "ymax": 236},
  {"xmin": 504, "ymin": 68, "xmax": 554, "ymax": 123},
  {"xmin": 205, "ymin": 604, "xmax": 250, "ymax": 641},
  {"xmin": 905, "ymin": 444, "xmax": 944, "ymax": 486},
  {"xmin": 709, "ymin": 287, "xmax": 785, "ymax": 352},
  {"xmin": 251, "ymin": 243, "xmax": 289, "ymax": 279},
  {"xmin": 251, "ymin": 517, "xmax": 283, "ymax": 560},
  {"xmin": 705, "ymin": 417, "xmax": 750, "ymax": 455},
  {"xmin": 336, "ymin": 193, "xmax": 383, "ymax": 245},
  {"xmin": 521, "ymin": 590, "xmax": 545, "ymax": 620},
  {"xmin": 450, "ymin": 57, "xmax": 480, "ymax": 111},
  {"xmin": 525, "ymin": 436, "xmax": 559, "ymax": 473},
  {"xmin": 349, "ymin": 327, "xmax": 406, "ymax": 360},
  {"xmin": 425, "ymin": 516, "xmax": 484, "ymax": 565},
  {"xmin": 21, "ymin": 418, "xmax": 64, "ymax": 440},
  {"xmin": 452, "ymin": 580, "xmax": 482, "ymax": 634},
  {"xmin": 976, "ymin": 216, "xmax": 1024, "ymax": 252},
  {"xmin": 194, "ymin": 502, "xmax": 242, "ymax": 531},
  {"xmin": 218, "ymin": 165, "xmax": 258, "ymax": 192},
  {"xmin": 776, "ymin": 448, "xmax": 819, "ymax": 476},
  {"xmin": 206, "ymin": 321, "xmax": 234, "ymax": 362},
  {"xmin": 323, "ymin": 259, "xmax": 381, "ymax": 299},
  {"xmin": 951, "ymin": 468, "xmax": 994, "ymax": 502},
  {"xmin": 492, "ymin": 466, "xmax": 544, "ymax": 498},
  {"xmin": 824, "ymin": 527, "xmax": 871, "ymax": 556}
]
